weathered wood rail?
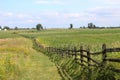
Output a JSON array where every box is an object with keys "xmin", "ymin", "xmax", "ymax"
[{"xmin": 34, "ymin": 39, "xmax": 120, "ymax": 73}]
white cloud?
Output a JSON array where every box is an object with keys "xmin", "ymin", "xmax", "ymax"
[
  {"xmin": 63, "ymin": 13, "xmax": 80, "ymax": 18},
  {"xmin": 93, "ymin": 0, "xmax": 120, "ymax": 5},
  {"xmin": 3, "ymin": 12, "xmax": 13, "ymax": 17},
  {"xmin": 16, "ymin": 14, "xmax": 29, "ymax": 19},
  {"xmin": 27, "ymin": 19, "xmax": 35, "ymax": 23},
  {"xmin": 42, "ymin": 12, "xmax": 60, "ymax": 16},
  {"xmin": 87, "ymin": 6, "xmax": 120, "ymax": 17},
  {"xmin": 35, "ymin": 0, "xmax": 64, "ymax": 4},
  {"xmin": 81, "ymin": 6, "xmax": 120, "ymax": 26},
  {"xmin": 105, "ymin": 0, "xmax": 120, "ymax": 5}
]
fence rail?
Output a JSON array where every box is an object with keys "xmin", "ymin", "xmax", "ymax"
[{"xmin": 34, "ymin": 39, "xmax": 120, "ymax": 73}]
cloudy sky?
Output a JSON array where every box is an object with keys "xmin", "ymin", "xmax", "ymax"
[{"xmin": 0, "ymin": 0, "xmax": 120, "ymax": 28}]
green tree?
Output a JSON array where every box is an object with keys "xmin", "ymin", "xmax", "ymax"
[
  {"xmin": 36, "ymin": 24, "xmax": 43, "ymax": 30},
  {"xmin": 88, "ymin": 23, "xmax": 96, "ymax": 29},
  {"xmin": 3, "ymin": 26, "xmax": 10, "ymax": 30},
  {"xmin": 0, "ymin": 26, "xmax": 2, "ymax": 29},
  {"xmin": 69, "ymin": 24, "xmax": 73, "ymax": 29},
  {"xmin": 14, "ymin": 26, "xmax": 18, "ymax": 30}
]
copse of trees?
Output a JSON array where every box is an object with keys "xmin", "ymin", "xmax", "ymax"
[
  {"xmin": 3, "ymin": 26, "xmax": 10, "ymax": 30},
  {"xmin": 14, "ymin": 26, "xmax": 18, "ymax": 30},
  {"xmin": 0, "ymin": 26, "xmax": 10, "ymax": 30},
  {"xmin": 0, "ymin": 26, "xmax": 1, "ymax": 28},
  {"xmin": 88, "ymin": 22, "xmax": 96, "ymax": 29},
  {"xmin": 36, "ymin": 24, "xmax": 43, "ymax": 30},
  {"xmin": 69, "ymin": 24, "xmax": 73, "ymax": 29}
]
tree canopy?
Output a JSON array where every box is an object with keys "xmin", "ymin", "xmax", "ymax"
[
  {"xmin": 36, "ymin": 24, "xmax": 43, "ymax": 30},
  {"xmin": 88, "ymin": 23, "xmax": 96, "ymax": 29},
  {"xmin": 69, "ymin": 24, "xmax": 73, "ymax": 29},
  {"xmin": 3, "ymin": 26, "xmax": 10, "ymax": 30}
]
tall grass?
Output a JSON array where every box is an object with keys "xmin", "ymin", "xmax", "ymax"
[
  {"xmin": 0, "ymin": 37, "xmax": 61, "ymax": 80},
  {"xmin": 35, "ymin": 29, "xmax": 120, "ymax": 51},
  {"xmin": 0, "ymin": 38, "xmax": 30, "ymax": 80},
  {"xmin": 0, "ymin": 31, "xmax": 20, "ymax": 38},
  {"xmin": 19, "ymin": 29, "xmax": 120, "ymax": 79},
  {"xmin": 30, "ymin": 29, "xmax": 120, "ymax": 80}
]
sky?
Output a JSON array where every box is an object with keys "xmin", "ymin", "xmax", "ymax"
[{"xmin": 0, "ymin": 0, "xmax": 120, "ymax": 28}]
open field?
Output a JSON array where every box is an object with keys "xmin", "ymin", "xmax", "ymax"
[
  {"xmin": 19, "ymin": 28, "xmax": 120, "ymax": 79},
  {"xmin": 37, "ymin": 29, "xmax": 120, "ymax": 49},
  {"xmin": 19, "ymin": 29, "xmax": 120, "ymax": 51},
  {"xmin": 19, "ymin": 29, "xmax": 120, "ymax": 60},
  {"xmin": 37, "ymin": 29, "xmax": 120, "ymax": 71},
  {"xmin": 0, "ymin": 31, "xmax": 61, "ymax": 80},
  {"xmin": 0, "ymin": 29, "xmax": 120, "ymax": 79}
]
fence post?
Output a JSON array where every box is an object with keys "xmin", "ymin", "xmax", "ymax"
[
  {"xmin": 46, "ymin": 47, "xmax": 48, "ymax": 52},
  {"xmin": 74, "ymin": 47, "xmax": 77, "ymax": 61},
  {"xmin": 87, "ymin": 47, "xmax": 90, "ymax": 67},
  {"xmin": 56, "ymin": 48, "xmax": 58, "ymax": 54},
  {"xmin": 58, "ymin": 48, "xmax": 61, "ymax": 55},
  {"xmin": 102, "ymin": 44, "xmax": 107, "ymax": 66},
  {"xmin": 80, "ymin": 46, "xmax": 83, "ymax": 66},
  {"xmin": 50, "ymin": 47, "xmax": 53, "ymax": 52},
  {"xmin": 68, "ymin": 49, "xmax": 70, "ymax": 58},
  {"xmin": 62, "ymin": 48, "xmax": 64, "ymax": 57},
  {"xmin": 55, "ymin": 48, "xmax": 57, "ymax": 54},
  {"xmin": 66, "ymin": 49, "xmax": 69, "ymax": 57}
]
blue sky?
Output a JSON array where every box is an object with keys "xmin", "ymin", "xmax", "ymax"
[{"xmin": 0, "ymin": 0, "xmax": 120, "ymax": 28}]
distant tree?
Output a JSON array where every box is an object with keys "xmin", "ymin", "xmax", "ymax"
[
  {"xmin": 14, "ymin": 26, "xmax": 18, "ymax": 30},
  {"xmin": 88, "ymin": 23, "xmax": 96, "ymax": 29},
  {"xmin": 0, "ymin": 26, "xmax": 2, "ymax": 29},
  {"xmin": 69, "ymin": 24, "xmax": 73, "ymax": 29},
  {"xmin": 0, "ymin": 26, "xmax": 2, "ymax": 30},
  {"xmin": 32, "ymin": 28, "xmax": 36, "ymax": 29},
  {"xmin": 82, "ymin": 26, "xmax": 86, "ymax": 29},
  {"xmin": 3, "ymin": 26, "xmax": 10, "ymax": 30},
  {"xmin": 36, "ymin": 24, "xmax": 43, "ymax": 30}
]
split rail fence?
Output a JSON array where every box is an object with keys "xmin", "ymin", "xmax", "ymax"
[{"xmin": 34, "ymin": 39, "xmax": 120, "ymax": 73}]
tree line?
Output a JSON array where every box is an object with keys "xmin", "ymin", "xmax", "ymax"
[
  {"xmin": 0, "ymin": 23, "xmax": 120, "ymax": 30},
  {"xmin": 0, "ymin": 24, "xmax": 43, "ymax": 31},
  {"xmin": 70, "ymin": 23, "xmax": 120, "ymax": 29}
]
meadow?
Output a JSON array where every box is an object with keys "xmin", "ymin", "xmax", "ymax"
[
  {"xmin": 19, "ymin": 28, "xmax": 120, "ymax": 79},
  {"xmin": 0, "ymin": 29, "xmax": 120, "ymax": 80},
  {"xmin": 0, "ymin": 31, "xmax": 61, "ymax": 80},
  {"xmin": 31, "ymin": 29, "xmax": 120, "ymax": 51}
]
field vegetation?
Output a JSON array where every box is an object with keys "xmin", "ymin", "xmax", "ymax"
[
  {"xmin": 36, "ymin": 29, "xmax": 120, "ymax": 49},
  {"xmin": 0, "ymin": 31, "xmax": 61, "ymax": 80},
  {"xmin": 0, "ymin": 29, "xmax": 120, "ymax": 80},
  {"xmin": 19, "ymin": 28, "xmax": 120, "ymax": 79}
]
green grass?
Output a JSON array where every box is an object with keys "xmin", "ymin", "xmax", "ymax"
[
  {"xmin": 0, "ymin": 36, "xmax": 62, "ymax": 80},
  {"xmin": 0, "ymin": 30, "xmax": 20, "ymax": 38},
  {"xmin": 19, "ymin": 28, "xmax": 120, "ymax": 79},
  {"xmin": 1, "ymin": 29, "xmax": 120, "ymax": 79},
  {"xmin": 31, "ymin": 29, "xmax": 120, "ymax": 51},
  {"xmin": 19, "ymin": 29, "xmax": 120, "ymax": 60}
]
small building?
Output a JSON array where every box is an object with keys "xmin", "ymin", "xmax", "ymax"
[{"xmin": 0, "ymin": 29, "xmax": 1, "ymax": 31}]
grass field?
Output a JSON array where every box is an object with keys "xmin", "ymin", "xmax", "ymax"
[
  {"xmin": 19, "ymin": 29, "xmax": 120, "ymax": 59},
  {"xmin": 0, "ymin": 29, "xmax": 120, "ymax": 80},
  {"xmin": 19, "ymin": 28, "xmax": 120, "ymax": 79},
  {"xmin": 37, "ymin": 29, "xmax": 120, "ymax": 69},
  {"xmin": 28, "ymin": 29, "xmax": 120, "ymax": 51},
  {"xmin": 0, "ymin": 31, "xmax": 61, "ymax": 80}
]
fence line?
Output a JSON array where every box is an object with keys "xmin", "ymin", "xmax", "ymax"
[{"xmin": 34, "ymin": 39, "xmax": 120, "ymax": 73}]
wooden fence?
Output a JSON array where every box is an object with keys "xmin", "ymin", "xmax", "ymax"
[{"xmin": 34, "ymin": 39, "xmax": 120, "ymax": 73}]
